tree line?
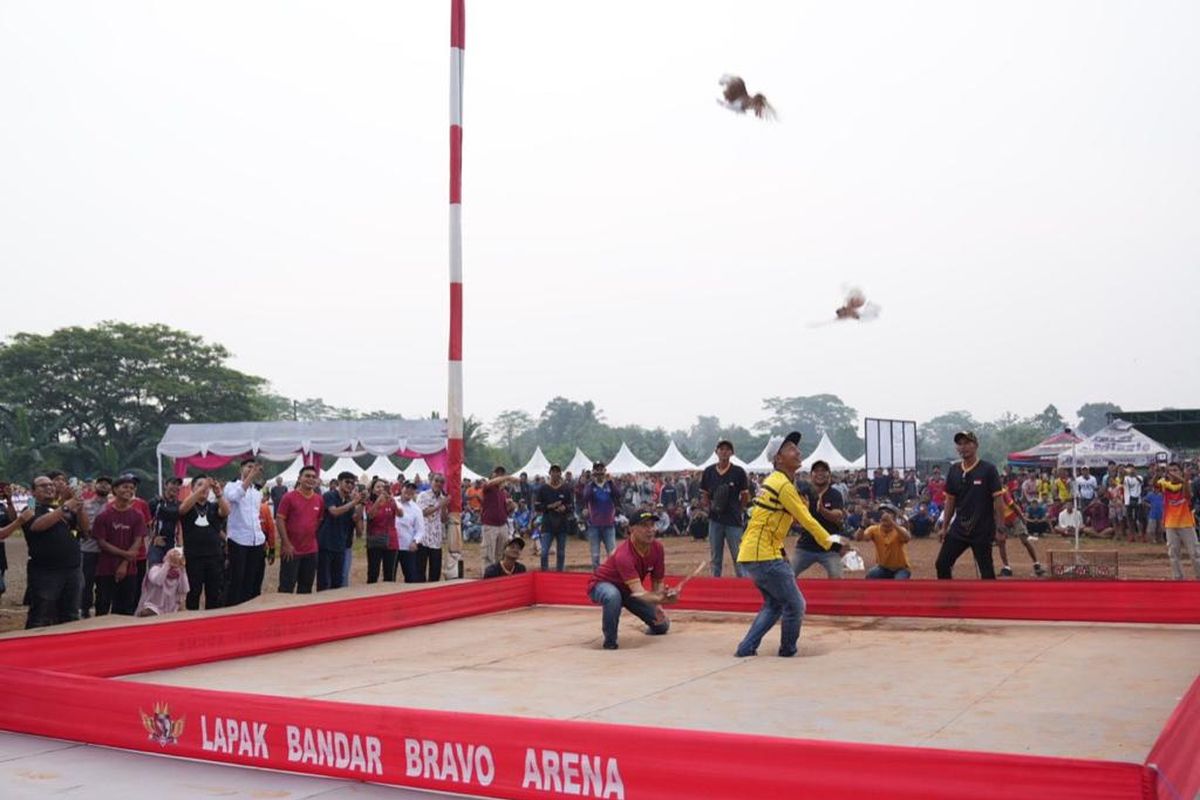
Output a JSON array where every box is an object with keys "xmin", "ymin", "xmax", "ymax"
[{"xmin": 0, "ymin": 323, "xmax": 1123, "ymax": 483}]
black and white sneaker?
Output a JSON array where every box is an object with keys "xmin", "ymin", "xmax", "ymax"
[{"xmin": 1000, "ymin": 566, "xmax": 1013, "ymax": 577}]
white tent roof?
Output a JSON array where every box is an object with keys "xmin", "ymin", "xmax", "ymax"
[
  {"xmin": 648, "ymin": 440, "xmax": 699, "ymax": 473},
  {"xmin": 850, "ymin": 453, "xmax": 866, "ymax": 470},
  {"xmin": 363, "ymin": 455, "xmax": 401, "ymax": 482},
  {"xmin": 157, "ymin": 419, "xmax": 447, "ymax": 459},
  {"xmin": 604, "ymin": 442, "xmax": 652, "ymax": 475},
  {"xmin": 698, "ymin": 450, "xmax": 749, "ymax": 470},
  {"xmin": 325, "ymin": 456, "xmax": 367, "ymax": 480},
  {"xmin": 462, "ymin": 464, "xmax": 484, "ymax": 482},
  {"xmin": 1057, "ymin": 419, "xmax": 1171, "ymax": 468},
  {"xmin": 266, "ymin": 456, "xmax": 306, "ymax": 487},
  {"xmin": 801, "ymin": 433, "xmax": 857, "ymax": 472},
  {"xmin": 515, "ymin": 446, "xmax": 553, "ymax": 477},
  {"xmin": 564, "ymin": 447, "xmax": 593, "ymax": 477},
  {"xmin": 402, "ymin": 458, "xmax": 431, "ymax": 481},
  {"xmin": 745, "ymin": 443, "xmax": 774, "ymax": 473}
]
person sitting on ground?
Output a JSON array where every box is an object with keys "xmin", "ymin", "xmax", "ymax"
[
  {"xmin": 482, "ymin": 536, "xmax": 527, "ymax": 579},
  {"xmin": 1054, "ymin": 500, "xmax": 1084, "ymax": 538},
  {"xmin": 1082, "ymin": 496, "xmax": 1114, "ymax": 539},
  {"xmin": 687, "ymin": 504, "xmax": 709, "ymax": 540},
  {"xmin": 135, "ymin": 547, "xmax": 189, "ymax": 617},
  {"xmin": 1024, "ymin": 499, "xmax": 1051, "ymax": 537},
  {"xmin": 844, "ymin": 502, "xmax": 865, "ymax": 537},
  {"xmin": 908, "ymin": 502, "xmax": 936, "ymax": 538},
  {"xmin": 586, "ymin": 510, "xmax": 675, "ymax": 650},
  {"xmin": 859, "ymin": 503, "xmax": 912, "ymax": 579},
  {"xmin": 996, "ymin": 486, "xmax": 1046, "ymax": 577}
]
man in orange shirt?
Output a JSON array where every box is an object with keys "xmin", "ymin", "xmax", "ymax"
[
  {"xmin": 1158, "ymin": 463, "xmax": 1198, "ymax": 580},
  {"xmin": 995, "ymin": 486, "xmax": 1046, "ymax": 577}
]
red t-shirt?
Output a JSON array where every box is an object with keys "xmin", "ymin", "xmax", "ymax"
[
  {"xmin": 132, "ymin": 496, "xmax": 153, "ymax": 560},
  {"xmin": 276, "ymin": 490, "xmax": 324, "ymax": 556},
  {"xmin": 588, "ymin": 539, "xmax": 665, "ymax": 598},
  {"xmin": 481, "ymin": 484, "xmax": 509, "ymax": 526},
  {"xmin": 92, "ymin": 505, "xmax": 147, "ymax": 577},
  {"xmin": 368, "ymin": 502, "xmax": 399, "ymax": 550},
  {"xmin": 928, "ymin": 478, "xmax": 946, "ymax": 505}
]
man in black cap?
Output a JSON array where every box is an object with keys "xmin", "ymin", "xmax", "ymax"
[
  {"xmin": 482, "ymin": 536, "xmax": 527, "ymax": 578},
  {"xmin": 535, "ymin": 464, "xmax": 572, "ymax": 571},
  {"xmin": 792, "ymin": 459, "xmax": 847, "ymax": 578},
  {"xmin": 935, "ymin": 431, "xmax": 1006, "ymax": 579},
  {"xmin": 700, "ymin": 439, "xmax": 749, "ymax": 577},
  {"xmin": 587, "ymin": 510, "xmax": 677, "ymax": 649}
]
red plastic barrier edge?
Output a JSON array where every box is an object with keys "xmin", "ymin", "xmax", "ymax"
[
  {"xmin": 1145, "ymin": 674, "xmax": 1200, "ymax": 800},
  {"xmin": 0, "ymin": 572, "xmax": 1193, "ymax": 799}
]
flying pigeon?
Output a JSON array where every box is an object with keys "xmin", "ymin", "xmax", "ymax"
[
  {"xmin": 718, "ymin": 75, "xmax": 776, "ymax": 120},
  {"xmin": 808, "ymin": 286, "xmax": 882, "ymax": 327}
]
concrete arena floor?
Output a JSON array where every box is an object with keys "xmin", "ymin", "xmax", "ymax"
[{"xmin": 126, "ymin": 607, "xmax": 1200, "ymax": 763}]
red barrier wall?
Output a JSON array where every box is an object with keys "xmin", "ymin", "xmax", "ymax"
[
  {"xmin": 0, "ymin": 572, "xmax": 1193, "ymax": 799},
  {"xmin": 534, "ymin": 572, "xmax": 1200, "ymax": 624}
]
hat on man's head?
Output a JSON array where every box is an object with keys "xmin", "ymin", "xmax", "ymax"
[
  {"xmin": 506, "ymin": 536, "xmax": 526, "ymax": 550},
  {"xmin": 592, "ymin": 461, "xmax": 606, "ymax": 471},
  {"xmin": 878, "ymin": 502, "xmax": 899, "ymax": 515},
  {"xmin": 766, "ymin": 431, "xmax": 803, "ymax": 461},
  {"xmin": 629, "ymin": 509, "xmax": 659, "ymax": 527},
  {"xmin": 810, "ymin": 460, "xmax": 830, "ymax": 472},
  {"xmin": 113, "ymin": 473, "xmax": 139, "ymax": 487},
  {"xmin": 953, "ymin": 431, "xmax": 979, "ymax": 445},
  {"xmin": 715, "ymin": 439, "xmax": 735, "ymax": 451},
  {"xmin": 549, "ymin": 464, "xmax": 562, "ymax": 472}
]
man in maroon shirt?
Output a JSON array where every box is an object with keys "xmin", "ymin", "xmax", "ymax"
[
  {"xmin": 92, "ymin": 474, "xmax": 149, "ymax": 615},
  {"xmin": 587, "ymin": 510, "xmax": 678, "ymax": 650},
  {"xmin": 480, "ymin": 466, "xmax": 519, "ymax": 574},
  {"xmin": 275, "ymin": 466, "xmax": 324, "ymax": 594}
]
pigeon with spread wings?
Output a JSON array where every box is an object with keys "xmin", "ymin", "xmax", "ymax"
[
  {"xmin": 808, "ymin": 286, "xmax": 882, "ymax": 327},
  {"xmin": 718, "ymin": 75, "xmax": 776, "ymax": 120}
]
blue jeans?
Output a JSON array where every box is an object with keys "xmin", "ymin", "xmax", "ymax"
[
  {"xmin": 541, "ymin": 527, "xmax": 568, "ymax": 571},
  {"xmin": 708, "ymin": 521, "xmax": 746, "ymax": 577},
  {"xmin": 587, "ymin": 525, "xmax": 616, "ymax": 569},
  {"xmin": 736, "ymin": 559, "xmax": 806, "ymax": 657},
  {"xmin": 792, "ymin": 548, "xmax": 843, "ymax": 578},
  {"xmin": 342, "ymin": 545, "xmax": 353, "ymax": 587},
  {"xmin": 588, "ymin": 581, "xmax": 669, "ymax": 646},
  {"xmin": 867, "ymin": 565, "xmax": 911, "ymax": 579}
]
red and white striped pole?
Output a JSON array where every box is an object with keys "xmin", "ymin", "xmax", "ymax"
[{"xmin": 446, "ymin": 0, "xmax": 466, "ymax": 576}]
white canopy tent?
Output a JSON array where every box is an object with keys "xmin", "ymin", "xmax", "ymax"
[
  {"xmin": 402, "ymin": 458, "xmax": 432, "ymax": 481},
  {"xmin": 1056, "ymin": 420, "xmax": 1172, "ymax": 468},
  {"xmin": 266, "ymin": 456, "xmax": 306, "ymax": 487},
  {"xmin": 363, "ymin": 455, "xmax": 401, "ymax": 482},
  {"xmin": 325, "ymin": 456, "xmax": 367, "ymax": 480},
  {"xmin": 605, "ymin": 442, "xmax": 652, "ymax": 475},
  {"xmin": 515, "ymin": 446, "xmax": 553, "ymax": 477},
  {"xmin": 801, "ymin": 433, "xmax": 857, "ymax": 472},
  {"xmin": 648, "ymin": 440, "xmax": 699, "ymax": 473},
  {"xmin": 698, "ymin": 450, "xmax": 749, "ymax": 470},
  {"xmin": 564, "ymin": 447, "xmax": 594, "ymax": 477},
  {"xmin": 745, "ymin": 443, "xmax": 774, "ymax": 473},
  {"xmin": 850, "ymin": 453, "xmax": 866, "ymax": 470},
  {"xmin": 461, "ymin": 464, "xmax": 484, "ymax": 482}
]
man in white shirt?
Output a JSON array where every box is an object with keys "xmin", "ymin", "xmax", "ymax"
[
  {"xmin": 1073, "ymin": 467, "xmax": 1099, "ymax": 505},
  {"xmin": 415, "ymin": 474, "xmax": 449, "ymax": 582},
  {"xmin": 1053, "ymin": 501, "xmax": 1084, "ymax": 538},
  {"xmin": 394, "ymin": 482, "xmax": 426, "ymax": 583},
  {"xmin": 223, "ymin": 459, "xmax": 266, "ymax": 606},
  {"xmin": 1122, "ymin": 466, "xmax": 1144, "ymax": 537}
]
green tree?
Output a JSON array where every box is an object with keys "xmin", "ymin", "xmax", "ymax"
[
  {"xmin": 757, "ymin": 395, "xmax": 858, "ymax": 442},
  {"xmin": 1075, "ymin": 402, "xmax": 1122, "ymax": 436},
  {"xmin": 829, "ymin": 425, "xmax": 865, "ymax": 461},
  {"xmin": 918, "ymin": 411, "xmax": 980, "ymax": 460},
  {"xmin": 490, "ymin": 409, "xmax": 535, "ymax": 464},
  {"xmin": 1028, "ymin": 404, "xmax": 1066, "ymax": 436}
]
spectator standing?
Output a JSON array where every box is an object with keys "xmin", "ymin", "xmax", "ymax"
[
  {"xmin": 415, "ymin": 473, "xmax": 449, "ymax": 582},
  {"xmin": 269, "ymin": 477, "xmax": 288, "ymax": 513},
  {"xmin": 480, "ymin": 468, "xmax": 519, "ymax": 574},
  {"xmin": 148, "ymin": 478, "xmax": 182, "ymax": 566},
  {"xmin": 394, "ymin": 481, "xmax": 426, "ymax": 582},
  {"xmin": 1158, "ymin": 464, "xmax": 1199, "ymax": 580},
  {"xmin": 934, "ymin": 432, "xmax": 1005, "ymax": 580},
  {"xmin": 365, "ymin": 478, "xmax": 399, "ymax": 583},
  {"xmin": 926, "ymin": 467, "xmax": 947, "ymax": 510},
  {"xmin": 700, "ymin": 440, "xmax": 749, "ymax": 578},
  {"xmin": 24, "ymin": 475, "xmax": 84, "ymax": 628},
  {"xmin": 79, "ymin": 475, "xmax": 112, "ymax": 618},
  {"xmin": 275, "ymin": 466, "xmax": 324, "ymax": 594},
  {"xmin": 1074, "ymin": 467, "xmax": 1099, "ymax": 507},
  {"xmin": 222, "ymin": 459, "xmax": 267, "ymax": 606},
  {"xmin": 871, "ymin": 469, "xmax": 891, "ymax": 501},
  {"xmin": 179, "ymin": 475, "xmax": 229, "ymax": 609},
  {"xmin": 583, "ymin": 462, "xmax": 620, "ymax": 570},
  {"xmin": 316, "ymin": 472, "xmax": 364, "ymax": 591},
  {"xmin": 1123, "ymin": 466, "xmax": 1144, "ymax": 538},
  {"xmin": 791, "ymin": 460, "xmax": 846, "ymax": 578},
  {"xmin": 996, "ymin": 486, "xmax": 1046, "ymax": 577},
  {"xmin": 92, "ymin": 474, "xmax": 148, "ymax": 616},
  {"xmin": 535, "ymin": 465, "xmax": 572, "ymax": 572},
  {"xmin": 1144, "ymin": 482, "xmax": 1164, "ymax": 544}
]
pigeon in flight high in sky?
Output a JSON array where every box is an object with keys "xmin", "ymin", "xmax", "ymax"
[
  {"xmin": 718, "ymin": 75, "xmax": 776, "ymax": 120},
  {"xmin": 808, "ymin": 287, "xmax": 882, "ymax": 327}
]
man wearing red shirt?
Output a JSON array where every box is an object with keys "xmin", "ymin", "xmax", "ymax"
[
  {"xmin": 927, "ymin": 466, "xmax": 947, "ymax": 510},
  {"xmin": 275, "ymin": 466, "xmax": 324, "ymax": 593},
  {"xmin": 92, "ymin": 474, "xmax": 149, "ymax": 615},
  {"xmin": 587, "ymin": 510, "xmax": 678, "ymax": 650}
]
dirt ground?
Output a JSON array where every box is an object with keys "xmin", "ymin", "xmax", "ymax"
[{"xmin": 0, "ymin": 530, "xmax": 1192, "ymax": 633}]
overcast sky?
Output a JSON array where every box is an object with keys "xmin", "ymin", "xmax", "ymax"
[{"xmin": 2, "ymin": 1, "xmax": 1197, "ymax": 433}]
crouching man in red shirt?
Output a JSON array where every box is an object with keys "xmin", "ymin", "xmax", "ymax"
[{"xmin": 587, "ymin": 510, "xmax": 678, "ymax": 650}]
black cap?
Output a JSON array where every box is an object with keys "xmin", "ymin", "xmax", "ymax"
[
  {"xmin": 592, "ymin": 461, "xmax": 606, "ymax": 471},
  {"xmin": 113, "ymin": 473, "xmax": 139, "ymax": 487},
  {"xmin": 810, "ymin": 459, "xmax": 830, "ymax": 472},
  {"xmin": 715, "ymin": 439, "xmax": 735, "ymax": 451},
  {"xmin": 629, "ymin": 509, "xmax": 658, "ymax": 526},
  {"xmin": 506, "ymin": 536, "xmax": 526, "ymax": 550},
  {"xmin": 95, "ymin": 475, "xmax": 113, "ymax": 485},
  {"xmin": 953, "ymin": 431, "xmax": 979, "ymax": 445},
  {"xmin": 549, "ymin": 464, "xmax": 562, "ymax": 472}
]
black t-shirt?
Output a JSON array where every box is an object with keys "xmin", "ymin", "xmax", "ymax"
[
  {"xmin": 482, "ymin": 562, "xmax": 527, "ymax": 579},
  {"xmin": 27, "ymin": 505, "xmax": 81, "ymax": 570},
  {"xmin": 908, "ymin": 513, "xmax": 935, "ymax": 538},
  {"xmin": 270, "ymin": 484, "xmax": 288, "ymax": 509},
  {"xmin": 946, "ymin": 460, "xmax": 1002, "ymax": 540},
  {"xmin": 149, "ymin": 497, "xmax": 181, "ymax": 545},
  {"xmin": 536, "ymin": 483, "xmax": 574, "ymax": 533},
  {"xmin": 852, "ymin": 479, "xmax": 871, "ymax": 500},
  {"xmin": 659, "ymin": 484, "xmax": 678, "ymax": 508},
  {"xmin": 181, "ymin": 501, "xmax": 224, "ymax": 559},
  {"xmin": 700, "ymin": 464, "xmax": 748, "ymax": 526},
  {"xmin": 888, "ymin": 478, "xmax": 906, "ymax": 502},
  {"xmin": 872, "ymin": 474, "xmax": 891, "ymax": 499},
  {"xmin": 797, "ymin": 485, "xmax": 845, "ymax": 552},
  {"xmin": 317, "ymin": 489, "xmax": 357, "ymax": 551}
]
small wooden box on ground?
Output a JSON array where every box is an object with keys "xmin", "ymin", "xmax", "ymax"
[{"xmin": 1048, "ymin": 549, "xmax": 1119, "ymax": 579}]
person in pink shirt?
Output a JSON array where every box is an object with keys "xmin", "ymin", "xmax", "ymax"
[{"xmin": 136, "ymin": 547, "xmax": 189, "ymax": 616}]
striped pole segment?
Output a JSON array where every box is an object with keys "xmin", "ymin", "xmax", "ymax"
[{"xmin": 446, "ymin": 0, "xmax": 466, "ymax": 570}]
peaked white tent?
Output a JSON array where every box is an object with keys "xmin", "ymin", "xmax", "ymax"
[
  {"xmin": 402, "ymin": 458, "xmax": 432, "ymax": 481},
  {"xmin": 363, "ymin": 455, "xmax": 401, "ymax": 482},
  {"xmin": 515, "ymin": 446, "xmax": 553, "ymax": 477},
  {"xmin": 267, "ymin": 456, "xmax": 306, "ymax": 487},
  {"xmin": 801, "ymin": 434, "xmax": 856, "ymax": 472},
  {"xmin": 648, "ymin": 440, "xmax": 699, "ymax": 473},
  {"xmin": 605, "ymin": 442, "xmax": 652, "ymax": 475},
  {"xmin": 850, "ymin": 453, "xmax": 866, "ymax": 470},
  {"xmin": 1057, "ymin": 420, "xmax": 1171, "ymax": 468},
  {"xmin": 745, "ymin": 443, "xmax": 774, "ymax": 473},
  {"xmin": 462, "ymin": 464, "xmax": 484, "ymax": 482},
  {"xmin": 325, "ymin": 456, "xmax": 367, "ymax": 480},
  {"xmin": 698, "ymin": 450, "xmax": 749, "ymax": 470},
  {"xmin": 564, "ymin": 447, "xmax": 594, "ymax": 476}
]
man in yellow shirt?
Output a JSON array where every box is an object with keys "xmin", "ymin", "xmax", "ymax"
[
  {"xmin": 734, "ymin": 431, "xmax": 840, "ymax": 658},
  {"xmin": 859, "ymin": 503, "xmax": 912, "ymax": 579}
]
